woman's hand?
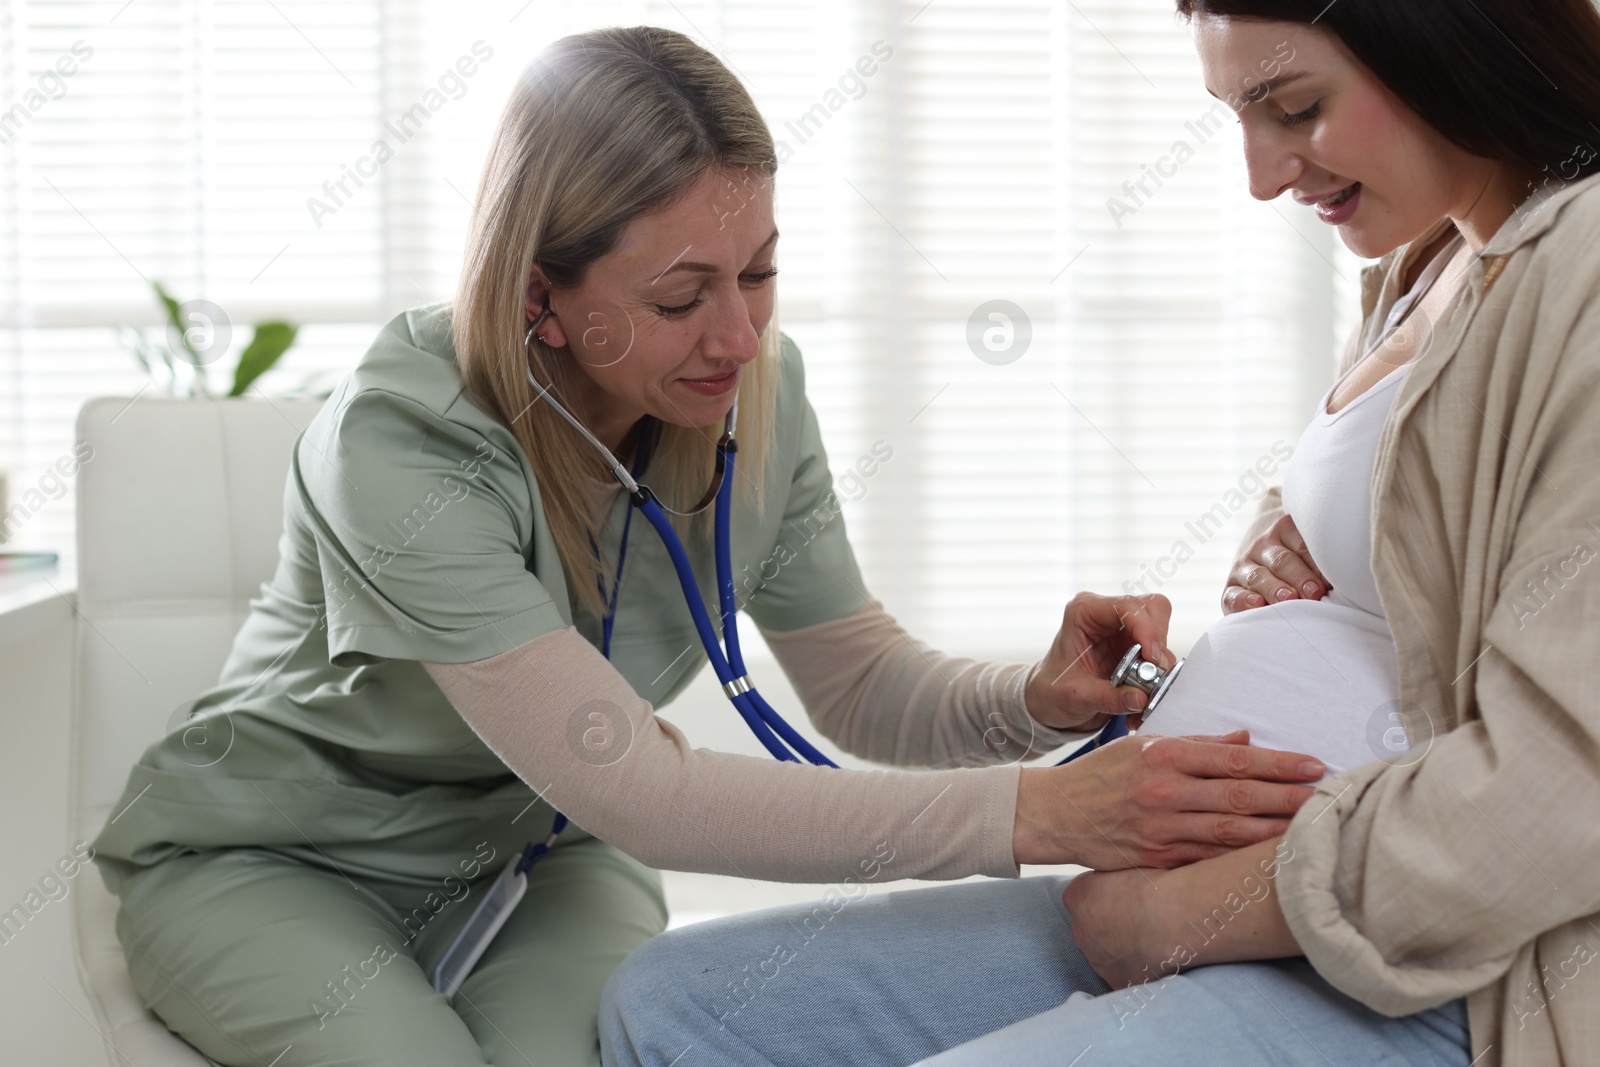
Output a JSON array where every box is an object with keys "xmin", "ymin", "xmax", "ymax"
[
  {"xmin": 1025, "ymin": 592, "xmax": 1177, "ymax": 734},
  {"xmin": 1062, "ymin": 837, "xmax": 1301, "ymax": 989},
  {"xmin": 1059, "ymin": 865, "xmax": 1165, "ymax": 989},
  {"xmin": 1011, "ymin": 730, "xmax": 1322, "ymax": 870},
  {"xmin": 1222, "ymin": 515, "xmax": 1330, "ymax": 614}
]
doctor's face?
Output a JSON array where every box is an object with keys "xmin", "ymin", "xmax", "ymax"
[
  {"xmin": 1193, "ymin": 16, "xmax": 1504, "ymax": 258},
  {"xmin": 528, "ymin": 165, "xmax": 778, "ymax": 438}
]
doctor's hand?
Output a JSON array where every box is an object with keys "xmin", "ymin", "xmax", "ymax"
[
  {"xmin": 1223, "ymin": 514, "xmax": 1330, "ymax": 614},
  {"xmin": 1011, "ymin": 730, "xmax": 1322, "ymax": 870},
  {"xmin": 1025, "ymin": 592, "xmax": 1176, "ymax": 735}
]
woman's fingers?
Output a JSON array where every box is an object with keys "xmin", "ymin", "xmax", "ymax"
[
  {"xmin": 1166, "ymin": 776, "xmax": 1318, "ymax": 819},
  {"xmin": 1036, "ymin": 592, "xmax": 1174, "ymax": 725},
  {"xmin": 1178, "ymin": 728, "xmax": 1250, "ymax": 744},
  {"xmin": 1221, "ymin": 579, "xmax": 1266, "ymax": 614},
  {"xmin": 1145, "ymin": 815, "xmax": 1297, "ymax": 859},
  {"xmin": 1221, "ymin": 516, "xmax": 1330, "ymax": 613},
  {"xmin": 1064, "ymin": 592, "xmax": 1172, "ymax": 715},
  {"xmin": 1241, "ymin": 557, "xmax": 1301, "ymax": 604},
  {"xmin": 1024, "ymin": 732, "xmax": 1326, "ymax": 870},
  {"xmin": 1277, "ymin": 519, "xmax": 1330, "ymax": 586},
  {"xmin": 1159, "ymin": 734, "xmax": 1326, "ymax": 782},
  {"xmin": 1111, "ymin": 593, "xmax": 1174, "ymax": 669},
  {"xmin": 1251, "ymin": 516, "xmax": 1330, "ymax": 601},
  {"xmin": 1256, "ymin": 542, "xmax": 1327, "ymax": 602},
  {"xmin": 1063, "ymin": 591, "xmax": 1173, "ymax": 667}
]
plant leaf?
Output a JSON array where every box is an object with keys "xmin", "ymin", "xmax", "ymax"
[
  {"xmin": 117, "ymin": 327, "xmax": 154, "ymax": 377},
  {"xmin": 230, "ymin": 321, "xmax": 299, "ymax": 397},
  {"xmin": 152, "ymin": 280, "xmax": 201, "ymax": 366},
  {"xmin": 119, "ymin": 328, "xmax": 181, "ymax": 395}
]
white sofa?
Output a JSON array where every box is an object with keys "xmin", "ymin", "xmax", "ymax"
[{"xmin": 71, "ymin": 395, "xmax": 324, "ymax": 1066}]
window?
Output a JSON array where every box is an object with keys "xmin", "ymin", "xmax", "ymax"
[{"xmin": 0, "ymin": 0, "xmax": 1366, "ymax": 655}]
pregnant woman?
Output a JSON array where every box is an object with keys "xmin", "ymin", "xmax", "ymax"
[{"xmin": 600, "ymin": 2, "xmax": 1600, "ymax": 1065}]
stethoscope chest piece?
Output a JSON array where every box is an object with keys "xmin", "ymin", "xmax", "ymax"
[{"xmin": 1111, "ymin": 643, "xmax": 1185, "ymax": 713}]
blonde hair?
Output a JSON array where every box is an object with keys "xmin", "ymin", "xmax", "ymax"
[{"xmin": 453, "ymin": 26, "xmax": 780, "ymax": 618}]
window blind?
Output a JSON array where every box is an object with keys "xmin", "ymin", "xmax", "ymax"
[{"xmin": 0, "ymin": 0, "xmax": 1365, "ymax": 658}]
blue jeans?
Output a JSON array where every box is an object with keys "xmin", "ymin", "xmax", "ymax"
[{"xmin": 599, "ymin": 874, "xmax": 1471, "ymax": 1066}]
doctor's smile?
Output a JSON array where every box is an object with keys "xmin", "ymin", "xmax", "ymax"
[
  {"xmin": 678, "ymin": 366, "xmax": 741, "ymax": 396},
  {"xmin": 52, "ymin": 1, "xmax": 1598, "ymax": 1066}
]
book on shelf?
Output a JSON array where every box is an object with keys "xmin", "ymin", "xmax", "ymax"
[{"xmin": 0, "ymin": 551, "xmax": 59, "ymax": 574}]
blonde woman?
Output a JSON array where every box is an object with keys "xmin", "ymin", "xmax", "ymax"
[{"xmin": 92, "ymin": 27, "xmax": 1326, "ymax": 1067}]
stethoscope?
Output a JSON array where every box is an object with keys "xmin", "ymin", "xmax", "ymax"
[
  {"xmin": 517, "ymin": 310, "xmax": 840, "ymax": 769},
  {"xmin": 429, "ymin": 310, "xmax": 1181, "ymax": 995}
]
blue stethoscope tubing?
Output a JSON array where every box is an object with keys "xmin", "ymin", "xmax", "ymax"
[
  {"xmin": 509, "ymin": 338, "xmax": 1121, "ymax": 877},
  {"xmin": 626, "ymin": 426, "xmax": 1114, "ymax": 769},
  {"xmin": 638, "ymin": 435, "xmax": 837, "ymax": 767},
  {"xmin": 1060, "ymin": 709, "xmax": 1128, "ymax": 761}
]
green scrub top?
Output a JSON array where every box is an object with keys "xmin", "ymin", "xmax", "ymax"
[{"xmin": 93, "ymin": 303, "xmax": 868, "ymax": 893}]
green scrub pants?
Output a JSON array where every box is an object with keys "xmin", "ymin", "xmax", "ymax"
[{"xmin": 113, "ymin": 838, "xmax": 667, "ymax": 1067}]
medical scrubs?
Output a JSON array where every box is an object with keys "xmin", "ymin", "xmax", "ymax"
[{"xmin": 91, "ymin": 303, "xmax": 868, "ymax": 1067}]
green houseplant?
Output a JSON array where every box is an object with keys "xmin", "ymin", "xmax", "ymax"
[{"xmin": 119, "ymin": 281, "xmax": 300, "ymax": 398}]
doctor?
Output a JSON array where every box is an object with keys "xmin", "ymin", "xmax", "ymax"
[{"xmin": 92, "ymin": 25, "xmax": 1326, "ymax": 1067}]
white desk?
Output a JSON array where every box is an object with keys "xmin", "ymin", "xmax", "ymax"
[
  {"xmin": 0, "ymin": 563, "xmax": 76, "ymax": 649},
  {"xmin": 0, "ymin": 562, "xmax": 105, "ymax": 1064}
]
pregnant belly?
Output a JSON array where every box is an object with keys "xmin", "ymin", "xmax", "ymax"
[{"xmin": 1137, "ymin": 599, "xmax": 1406, "ymax": 777}]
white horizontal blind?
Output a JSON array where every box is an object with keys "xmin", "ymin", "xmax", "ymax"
[
  {"xmin": 743, "ymin": 0, "xmax": 1361, "ymax": 655},
  {"xmin": 0, "ymin": 0, "xmax": 1359, "ymax": 657},
  {"xmin": 1052, "ymin": 1, "xmax": 1355, "ymax": 653}
]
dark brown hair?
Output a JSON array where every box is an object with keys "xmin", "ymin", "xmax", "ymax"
[{"xmin": 1176, "ymin": 0, "xmax": 1600, "ymax": 185}]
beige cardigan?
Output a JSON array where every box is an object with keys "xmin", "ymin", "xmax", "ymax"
[{"xmin": 1273, "ymin": 171, "xmax": 1600, "ymax": 1066}]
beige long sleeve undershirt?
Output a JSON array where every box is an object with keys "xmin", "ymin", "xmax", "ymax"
[
  {"xmin": 423, "ymin": 600, "xmax": 1089, "ymax": 883},
  {"xmin": 757, "ymin": 596, "xmax": 1094, "ymax": 768}
]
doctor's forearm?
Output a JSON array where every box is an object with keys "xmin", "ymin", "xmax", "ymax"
[
  {"xmin": 760, "ymin": 598, "xmax": 1092, "ymax": 768},
  {"xmin": 424, "ymin": 627, "xmax": 1027, "ymax": 882}
]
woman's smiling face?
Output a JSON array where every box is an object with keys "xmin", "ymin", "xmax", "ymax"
[
  {"xmin": 1193, "ymin": 15, "xmax": 1518, "ymax": 257},
  {"xmin": 526, "ymin": 165, "xmax": 779, "ymax": 447}
]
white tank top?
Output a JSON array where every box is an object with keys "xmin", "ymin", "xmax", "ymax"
[
  {"xmin": 1281, "ymin": 363, "xmax": 1410, "ymax": 618},
  {"xmin": 1137, "ymin": 363, "xmax": 1412, "ymax": 777}
]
